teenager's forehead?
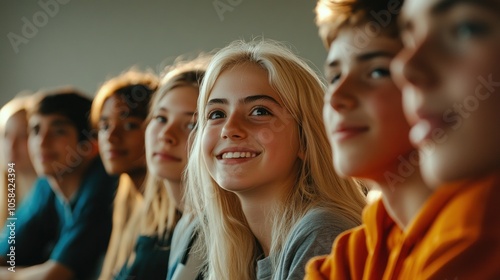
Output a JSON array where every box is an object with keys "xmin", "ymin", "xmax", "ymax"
[
  {"xmin": 325, "ymin": 30, "xmax": 401, "ymax": 67},
  {"xmin": 402, "ymin": 0, "xmax": 500, "ymax": 20},
  {"xmin": 29, "ymin": 113, "xmax": 74, "ymax": 127}
]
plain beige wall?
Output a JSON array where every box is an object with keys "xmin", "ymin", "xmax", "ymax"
[{"xmin": 0, "ymin": 0, "xmax": 328, "ymax": 108}]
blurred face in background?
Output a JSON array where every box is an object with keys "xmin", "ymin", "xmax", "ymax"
[
  {"xmin": 97, "ymin": 94, "xmax": 147, "ymax": 176},
  {"xmin": 28, "ymin": 113, "xmax": 81, "ymax": 177},
  {"xmin": 324, "ymin": 28, "xmax": 411, "ymax": 183},
  {"xmin": 392, "ymin": 0, "xmax": 500, "ymax": 186},
  {"xmin": 145, "ymin": 86, "xmax": 198, "ymax": 183}
]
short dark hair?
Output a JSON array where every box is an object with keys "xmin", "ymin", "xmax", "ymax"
[
  {"xmin": 30, "ymin": 90, "xmax": 92, "ymax": 142},
  {"xmin": 90, "ymin": 69, "xmax": 158, "ymax": 129}
]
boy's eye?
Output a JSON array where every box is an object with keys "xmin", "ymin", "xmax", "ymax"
[
  {"xmin": 328, "ymin": 74, "xmax": 341, "ymax": 85},
  {"xmin": 454, "ymin": 21, "xmax": 490, "ymax": 40},
  {"xmin": 370, "ymin": 68, "xmax": 391, "ymax": 79},
  {"xmin": 251, "ymin": 107, "xmax": 272, "ymax": 116},
  {"xmin": 208, "ymin": 110, "xmax": 225, "ymax": 120}
]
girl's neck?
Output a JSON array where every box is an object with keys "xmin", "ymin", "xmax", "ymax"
[
  {"xmin": 128, "ymin": 168, "xmax": 147, "ymax": 194},
  {"xmin": 164, "ymin": 179, "xmax": 184, "ymax": 212},
  {"xmin": 237, "ymin": 183, "xmax": 289, "ymax": 257}
]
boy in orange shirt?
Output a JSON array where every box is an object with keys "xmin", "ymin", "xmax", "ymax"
[
  {"xmin": 391, "ymin": 0, "xmax": 500, "ymax": 278},
  {"xmin": 305, "ymin": 0, "xmax": 434, "ymax": 279},
  {"xmin": 307, "ymin": 0, "xmax": 500, "ymax": 279}
]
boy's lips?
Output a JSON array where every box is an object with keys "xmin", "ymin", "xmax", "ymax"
[
  {"xmin": 331, "ymin": 124, "xmax": 369, "ymax": 141},
  {"xmin": 39, "ymin": 153, "xmax": 56, "ymax": 163},
  {"xmin": 409, "ymin": 111, "xmax": 450, "ymax": 146}
]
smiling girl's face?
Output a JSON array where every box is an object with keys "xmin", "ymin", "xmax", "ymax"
[{"xmin": 202, "ymin": 63, "xmax": 302, "ymax": 197}]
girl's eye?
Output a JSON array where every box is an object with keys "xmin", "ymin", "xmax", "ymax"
[
  {"xmin": 98, "ymin": 122, "xmax": 109, "ymax": 131},
  {"xmin": 124, "ymin": 122, "xmax": 141, "ymax": 131},
  {"xmin": 208, "ymin": 110, "xmax": 225, "ymax": 120},
  {"xmin": 251, "ymin": 107, "xmax": 272, "ymax": 116},
  {"xmin": 54, "ymin": 128, "xmax": 68, "ymax": 136},
  {"xmin": 187, "ymin": 122, "xmax": 197, "ymax": 131},
  {"xmin": 454, "ymin": 21, "xmax": 490, "ymax": 40},
  {"xmin": 370, "ymin": 68, "xmax": 391, "ymax": 79},
  {"xmin": 154, "ymin": 115, "xmax": 167, "ymax": 123}
]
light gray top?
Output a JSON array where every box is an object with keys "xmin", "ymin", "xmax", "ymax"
[
  {"xmin": 167, "ymin": 212, "xmax": 204, "ymax": 280},
  {"xmin": 256, "ymin": 207, "xmax": 358, "ymax": 280}
]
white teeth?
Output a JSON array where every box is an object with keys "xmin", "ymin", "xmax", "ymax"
[{"xmin": 222, "ymin": 152, "xmax": 257, "ymax": 159}]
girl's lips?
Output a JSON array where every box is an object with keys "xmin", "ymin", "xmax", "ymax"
[
  {"xmin": 219, "ymin": 151, "xmax": 258, "ymax": 159},
  {"xmin": 105, "ymin": 150, "xmax": 126, "ymax": 159},
  {"xmin": 153, "ymin": 152, "xmax": 182, "ymax": 162},
  {"xmin": 215, "ymin": 148, "xmax": 261, "ymax": 164}
]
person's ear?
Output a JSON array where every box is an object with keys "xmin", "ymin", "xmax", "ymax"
[
  {"xmin": 298, "ymin": 147, "xmax": 305, "ymax": 161},
  {"xmin": 78, "ymin": 139, "xmax": 99, "ymax": 160}
]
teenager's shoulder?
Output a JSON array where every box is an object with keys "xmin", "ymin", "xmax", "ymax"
[
  {"xmin": 297, "ymin": 207, "xmax": 359, "ymax": 233},
  {"xmin": 80, "ymin": 157, "xmax": 118, "ymax": 193}
]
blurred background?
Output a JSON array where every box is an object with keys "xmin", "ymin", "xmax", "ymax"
[{"xmin": 0, "ymin": 0, "xmax": 326, "ymax": 107}]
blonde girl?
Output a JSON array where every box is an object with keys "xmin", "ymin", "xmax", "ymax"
[{"xmin": 186, "ymin": 39, "xmax": 366, "ymax": 280}]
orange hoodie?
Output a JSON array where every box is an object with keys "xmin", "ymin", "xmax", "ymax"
[{"xmin": 305, "ymin": 172, "xmax": 500, "ymax": 280}]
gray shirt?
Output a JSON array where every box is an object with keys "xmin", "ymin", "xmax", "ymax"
[
  {"xmin": 167, "ymin": 213, "xmax": 204, "ymax": 280},
  {"xmin": 256, "ymin": 207, "xmax": 358, "ymax": 280}
]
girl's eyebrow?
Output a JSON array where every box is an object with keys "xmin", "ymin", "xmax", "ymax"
[
  {"xmin": 207, "ymin": 95, "xmax": 281, "ymax": 107},
  {"xmin": 207, "ymin": 98, "xmax": 227, "ymax": 106},
  {"xmin": 242, "ymin": 95, "xmax": 280, "ymax": 106},
  {"xmin": 156, "ymin": 107, "xmax": 196, "ymax": 116}
]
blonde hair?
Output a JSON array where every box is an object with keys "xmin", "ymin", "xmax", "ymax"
[
  {"xmin": 315, "ymin": 0, "xmax": 401, "ymax": 48},
  {"xmin": 100, "ymin": 57, "xmax": 209, "ymax": 279},
  {"xmin": 139, "ymin": 54, "xmax": 209, "ymax": 230},
  {"xmin": 0, "ymin": 93, "xmax": 36, "ymax": 226},
  {"xmin": 186, "ymin": 39, "xmax": 366, "ymax": 280},
  {"xmin": 96, "ymin": 69, "xmax": 159, "ymax": 279}
]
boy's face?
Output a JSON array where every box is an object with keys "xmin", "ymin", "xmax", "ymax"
[
  {"xmin": 28, "ymin": 113, "xmax": 83, "ymax": 178},
  {"xmin": 324, "ymin": 27, "xmax": 414, "ymax": 183},
  {"xmin": 392, "ymin": 0, "xmax": 500, "ymax": 186}
]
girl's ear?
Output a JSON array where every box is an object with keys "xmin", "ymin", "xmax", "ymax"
[{"xmin": 298, "ymin": 147, "xmax": 305, "ymax": 161}]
